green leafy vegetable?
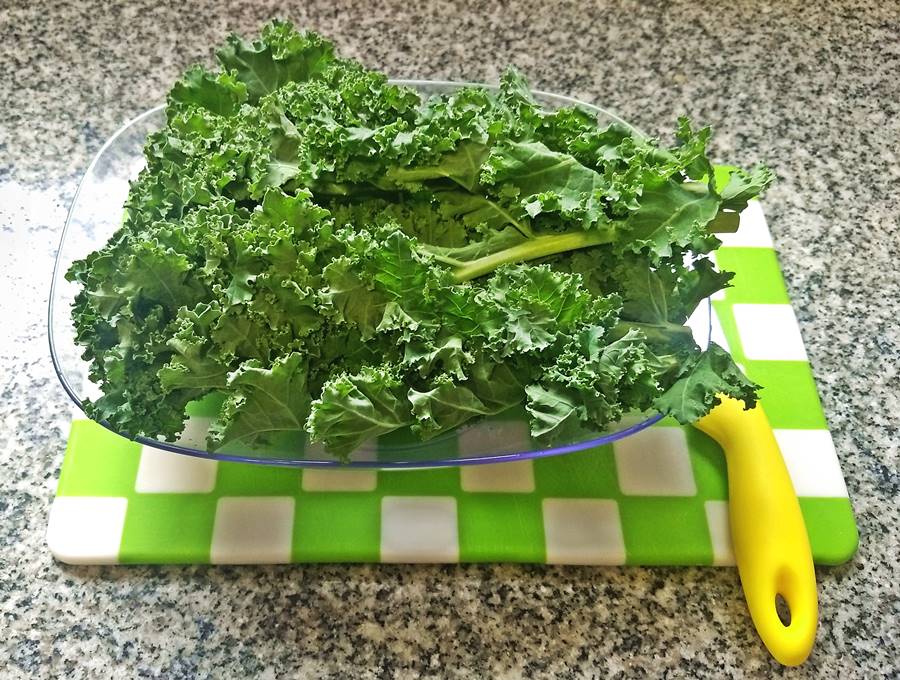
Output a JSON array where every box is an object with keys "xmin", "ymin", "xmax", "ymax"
[
  {"xmin": 653, "ymin": 343, "xmax": 758, "ymax": 423},
  {"xmin": 215, "ymin": 21, "xmax": 334, "ymax": 102},
  {"xmin": 208, "ymin": 352, "xmax": 311, "ymax": 450},
  {"xmin": 67, "ymin": 21, "xmax": 772, "ymax": 459}
]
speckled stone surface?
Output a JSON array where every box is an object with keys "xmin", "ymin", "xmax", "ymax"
[{"xmin": 2, "ymin": 0, "xmax": 898, "ymax": 677}]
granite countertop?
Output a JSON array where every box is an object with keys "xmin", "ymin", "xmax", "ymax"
[{"xmin": 2, "ymin": 0, "xmax": 898, "ymax": 677}]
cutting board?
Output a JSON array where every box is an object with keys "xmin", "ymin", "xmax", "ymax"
[{"xmin": 47, "ymin": 202, "xmax": 858, "ymax": 566}]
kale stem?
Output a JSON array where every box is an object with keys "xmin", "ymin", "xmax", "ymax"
[
  {"xmin": 613, "ymin": 320, "xmax": 694, "ymax": 344},
  {"xmin": 452, "ymin": 230, "xmax": 612, "ymax": 282},
  {"xmin": 430, "ymin": 252, "xmax": 465, "ymax": 267}
]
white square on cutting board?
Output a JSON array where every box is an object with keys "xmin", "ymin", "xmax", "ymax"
[
  {"xmin": 686, "ymin": 304, "xmax": 730, "ymax": 352},
  {"xmin": 716, "ymin": 201, "xmax": 774, "ymax": 248},
  {"xmin": 135, "ymin": 446, "xmax": 218, "ymax": 494},
  {"xmin": 47, "ymin": 497, "xmax": 128, "ymax": 565},
  {"xmin": 543, "ymin": 498, "xmax": 626, "ymax": 565},
  {"xmin": 380, "ymin": 496, "xmax": 459, "ymax": 562},
  {"xmin": 774, "ymin": 429, "xmax": 849, "ymax": 497},
  {"xmin": 613, "ymin": 426, "xmax": 697, "ymax": 496},
  {"xmin": 458, "ymin": 419, "xmax": 532, "ymax": 457},
  {"xmin": 704, "ymin": 500, "xmax": 736, "ymax": 566},
  {"xmin": 210, "ymin": 497, "xmax": 295, "ymax": 564},
  {"xmin": 301, "ymin": 469, "xmax": 378, "ymax": 492},
  {"xmin": 460, "ymin": 460, "xmax": 535, "ymax": 493},
  {"xmin": 732, "ymin": 304, "xmax": 808, "ymax": 361}
]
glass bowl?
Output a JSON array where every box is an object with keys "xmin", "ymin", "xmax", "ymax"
[{"xmin": 49, "ymin": 81, "xmax": 710, "ymax": 468}]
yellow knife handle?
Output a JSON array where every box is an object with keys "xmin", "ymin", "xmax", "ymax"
[{"xmin": 694, "ymin": 396, "xmax": 817, "ymax": 666}]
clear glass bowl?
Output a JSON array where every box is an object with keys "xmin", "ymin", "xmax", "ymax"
[{"xmin": 49, "ymin": 81, "xmax": 710, "ymax": 468}]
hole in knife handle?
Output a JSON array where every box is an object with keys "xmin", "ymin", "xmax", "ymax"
[{"xmin": 775, "ymin": 593, "xmax": 792, "ymax": 627}]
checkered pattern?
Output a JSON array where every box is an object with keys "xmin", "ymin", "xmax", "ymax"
[{"xmin": 47, "ymin": 202, "xmax": 859, "ymax": 566}]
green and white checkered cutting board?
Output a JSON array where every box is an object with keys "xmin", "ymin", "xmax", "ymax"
[{"xmin": 47, "ymin": 202, "xmax": 859, "ymax": 566}]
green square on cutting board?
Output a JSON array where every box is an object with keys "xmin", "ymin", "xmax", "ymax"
[
  {"xmin": 378, "ymin": 467, "xmax": 461, "ymax": 496},
  {"xmin": 618, "ymin": 497, "xmax": 713, "ymax": 565},
  {"xmin": 215, "ymin": 460, "xmax": 301, "ymax": 496},
  {"xmin": 799, "ymin": 498, "xmax": 859, "ymax": 566},
  {"xmin": 376, "ymin": 426, "xmax": 459, "ymax": 463},
  {"xmin": 533, "ymin": 445, "xmax": 620, "ymax": 498},
  {"xmin": 293, "ymin": 492, "xmax": 381, "ymax": 562},
  {"xmin": 57, "ymin": 420, "xmax": 141, "ymax": 497},
  {"xmin": 686, "ymin": 428, "xmax": 729, "ymax": 500},
  {"xmin": 742, "ymin": 361, "xmax": 829, "ymax": 430},
  {"xmin": 120, "ymin": 494, "xmax": 217, "ymax": 564},
  {"xmin": 715, "ymin": 248, "xmax": 791, "ymax": 305},
  {"xmin": 458, "ymin": 495, "xmax": 545, "ymax": 562}
]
